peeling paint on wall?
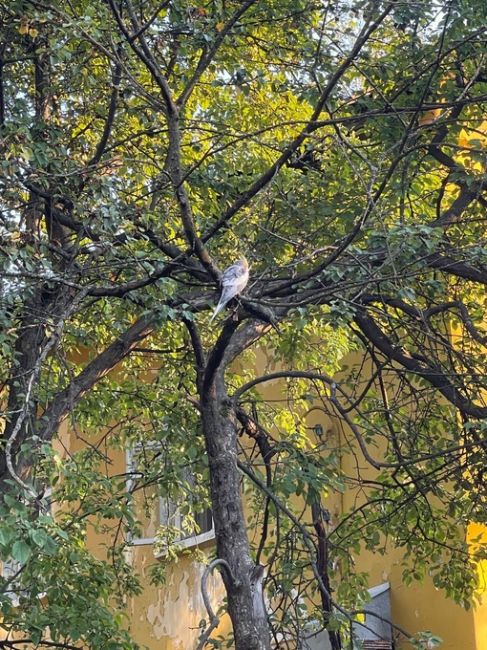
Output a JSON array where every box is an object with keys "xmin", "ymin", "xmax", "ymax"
[{"xmin": 128, "ymin": 552, "xmax": 228, "ymax": 650}]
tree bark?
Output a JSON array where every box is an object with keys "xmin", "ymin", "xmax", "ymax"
[
  {"xmin": 311, "ymin": 500, "xmax": 341, "ymax": 650},
  {"xmin": 201, "ymin": 373, "xmax": 270, "ymax": 650}
]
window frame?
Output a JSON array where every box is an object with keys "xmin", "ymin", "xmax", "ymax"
[{"xmin": 125, "ymin": 446, "xmax": 215, "ymax": 551}]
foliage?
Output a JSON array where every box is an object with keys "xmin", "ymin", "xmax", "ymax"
[{"xmin": 0, "ymin": 0, "xmax": 486, "ymax": 648}]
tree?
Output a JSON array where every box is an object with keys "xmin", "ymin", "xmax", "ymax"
[{"xmin": 0, "ymin": 0, "xmax": 486, "ymax": 648}]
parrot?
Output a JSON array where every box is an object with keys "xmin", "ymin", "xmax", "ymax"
[{"xmin": 209, "ymin": 257, "xmax": 249, "ymax": 322}]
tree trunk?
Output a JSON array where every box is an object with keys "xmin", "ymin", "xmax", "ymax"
[
  {"xmin": 201, "ymin": 375, "xmax": 270, "ymax": 650},
  {"xmin": 0, "ymin": 297, "xmax": 45, "ymax": 488}
]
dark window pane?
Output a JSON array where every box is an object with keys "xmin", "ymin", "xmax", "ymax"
[{"xmin": 195, "ymin": 508, "xmax": 213, "ymax": 534}]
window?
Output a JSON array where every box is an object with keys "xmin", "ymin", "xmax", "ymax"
[
  {"xmin": 352, "ymin": 582, "xmax": 393, "ymax": 650},
  {"xmin": 158, "ymin": 478, "xmax": 214, "ymax": 551},
  {"xmin": 1, "ymin": 559, "xmax": 22, "ymax": 607},
  {"xmin": 126, "ymin": 445, "xmax": 214, "ymax": 551}
]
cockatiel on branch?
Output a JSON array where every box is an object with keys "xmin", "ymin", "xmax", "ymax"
[{"xmin": 210, "ymin": 257, "xmax": 249, "ymax": 322}]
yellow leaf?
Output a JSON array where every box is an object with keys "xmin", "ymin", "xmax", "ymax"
[
  {"xmin": 418, "ymin": 108, "xmax": 442, "ymax": 126},
  {"xmin": 457, "ymin": 129, "xmax": 470, "ymax": 149},
  {"xmin": 215, "ymin": 22, "xmax": 225, "ymax": 32},
  {"xmin": 18, "ymin": 23, "xmax": 29, "ymax": 35},
  {"xmin": 29, "ymin": 27, "xmax": 39, "ymax": 38}
]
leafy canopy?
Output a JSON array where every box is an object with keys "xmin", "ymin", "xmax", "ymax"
[{"xmin": 0, "ymin": 0, "xmax": 486, "ymax": 648}]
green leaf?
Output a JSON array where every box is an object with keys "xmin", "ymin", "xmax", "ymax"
[
  {"xmin": 29, "ymin": 529, "xmax": 49, "ymax": 548},
  {"xmin": 11, "ymin": 540, "xmax": 31, "ymax": 564},
  {"xmin": 0, "ymin": 527, "xmax": 13, "ymax": 547}
]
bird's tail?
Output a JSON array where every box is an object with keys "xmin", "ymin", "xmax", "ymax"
[{"xmin": 209, "ymin": 299, "xmax": 225, "ymax": 323}]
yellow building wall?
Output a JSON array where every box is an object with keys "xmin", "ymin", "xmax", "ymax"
[
  {"xmin": 346, "ymin": 540, "xmax": 485, "ymax": 650},
  {"xmin": 125, "ymin": 546, "xmax": 228, "ymax": 650},
  {"xmin": 96, "ymin": 432, "xmax": 486, "ymax": 650},
  {"xmin": 60, "ymin": 425, "xmax": 228, "ymax": 650},
  {"xmin": 334, "ymin": 387, "xmax": 487, "ymax": 650},
  {"xmin": 63, "ymin": 346, "xmax": 486, "ymax": 650}
]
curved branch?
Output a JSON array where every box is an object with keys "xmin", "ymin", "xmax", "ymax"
[
  {"xmin": 354, "ymin": 310, "xmax": 487, "ymax": 419},
  {"xmin": 233, "ymin": 370, "xmax": 335, "ymax": 403},
  {"xmin": 201, "ymin": 557, "xmax": 239, "ymax": 621}
]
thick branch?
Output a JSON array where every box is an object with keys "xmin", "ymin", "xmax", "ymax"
[
  {"xmin": 354, "ymin": 310, "xmax": 487, "ymax": 419},
  {"xmin": 109, "ymin": 0, "xmax": 219, "ymax": 278},
  {"xmin": 426, "ymin": 252, "xmax": 487, "ymax": 284},
  {"xmin": 202, "ymin": 319, "xmax": 240, "ymax": 395},
  {"xmin": 37, "ymin": 315, "xmax": 155, "ymax": 446},
  {"xmin": 87, "ymin": 58, "xmax": 122, "ymax": 168},
  {"xmin": 0, "ymin": 43, "xmax": 5, "ymax": 127},
  {"xmin": 184, "ymin": 317, "xmax": 206, "ymax": 393},
  {"xmin": 311, "ymin": 499, "xmax": 341, "ymax": 650},
  {"xmin": 431, "ymin": 182, "xmax": 484, "ymax": 227},
  {"xmin": 107, "ymin": 0, "xmax": 176, "ymax": 115}
]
